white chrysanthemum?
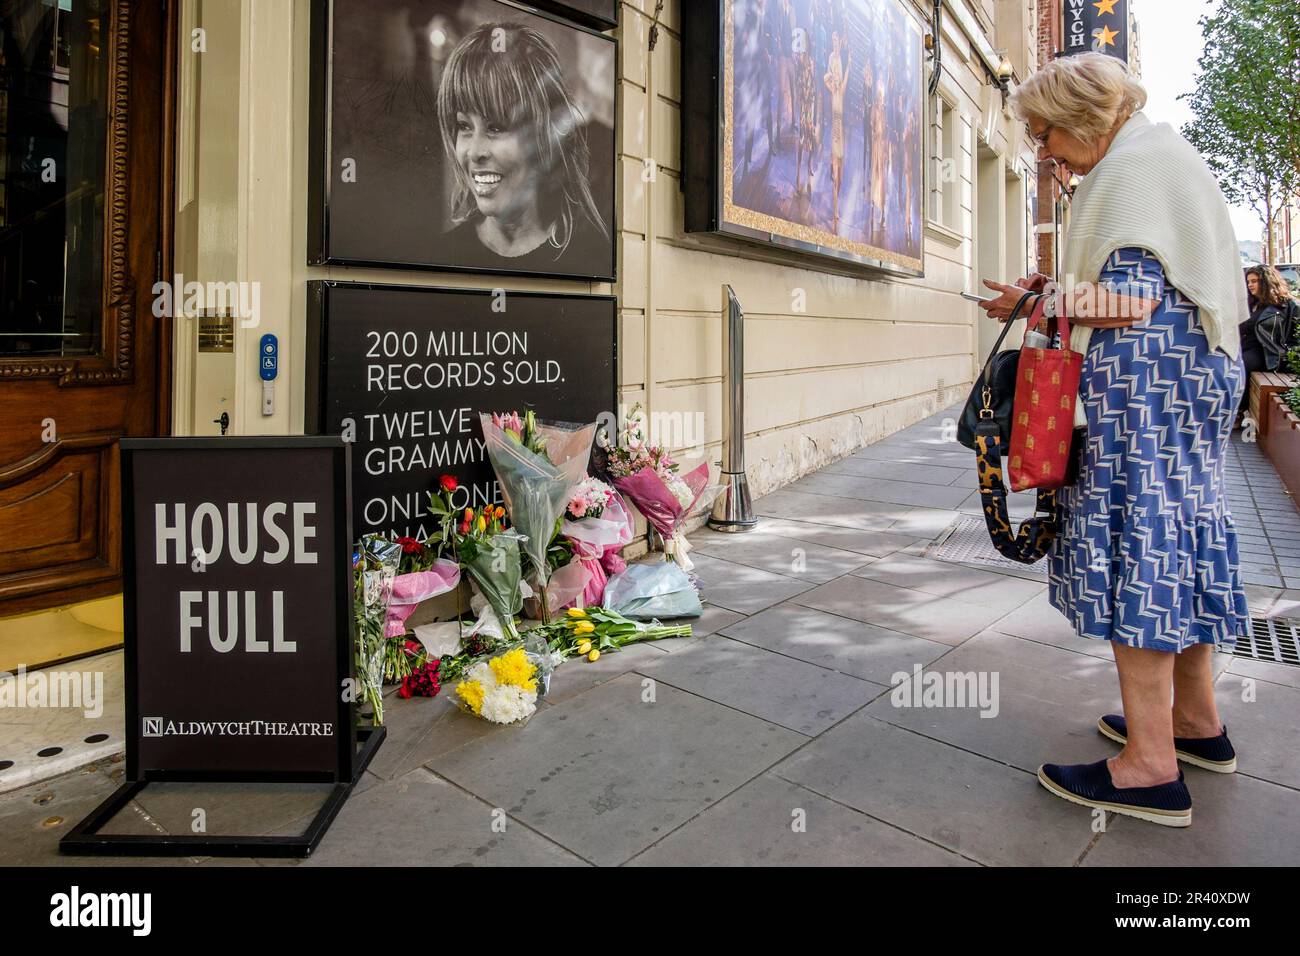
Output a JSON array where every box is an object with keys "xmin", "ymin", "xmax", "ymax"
[
  {"xmin": 465, "ymin": 661, "xmax": 495, "ymax": 686},
  {"xmin": 479, "ymin": 684, "xmax": 537, "ymax": 724}
]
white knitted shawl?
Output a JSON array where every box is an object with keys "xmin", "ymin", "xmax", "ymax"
[{"xmin": 1059, "ymin": 111, "xmax": 1246, "ymax": 427}]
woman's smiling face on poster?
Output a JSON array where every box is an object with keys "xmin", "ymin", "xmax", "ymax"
[{"xmin": 454, "ymin": 111, "xmax": 542, "ymax": 222}]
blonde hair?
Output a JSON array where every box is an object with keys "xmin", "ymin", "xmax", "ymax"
[{"xmin": 1009, "ymin": 52, "xmax": 1147, "ymax": 145}]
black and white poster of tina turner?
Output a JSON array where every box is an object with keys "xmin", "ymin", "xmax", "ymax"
[{"xmin": 311, "ymin": 0, "xmax": 615, "ymax": 280}]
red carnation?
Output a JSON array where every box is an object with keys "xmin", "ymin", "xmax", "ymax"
[
  {"xmin": 395, "ymin": 536, "xmax": 424, "ymax": 556},
  {"xmin": 439, "ymin": 474, "xmax": 459, "ymax": 493},
  {"xmin": 398, "ymin": 655, "xmax": 440, "ymax": 699}
]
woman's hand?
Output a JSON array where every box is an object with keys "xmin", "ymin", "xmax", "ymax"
[
  {"xmin": 977, "ymin": 279, "xmax": 1034, "ymax": 322},
  {"xmin": 1018, "ymin": 272, "xmax": 1052, "ymax": 293}
]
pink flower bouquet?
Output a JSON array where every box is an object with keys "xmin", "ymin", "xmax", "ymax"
[
  {"xmin": 384, "ymin": 559, "xmax": 461, "ymax": 639},
  {"xmin": 600, "ymin": 404, "xmax": 722, "ymax": 572},
  {"xmin": 547, "ymin": 486, "xmax": 634, "ymax": 608}
]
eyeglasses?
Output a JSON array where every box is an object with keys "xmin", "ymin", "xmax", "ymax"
[{"xmin": 1031, "ymin": 125, "xmax": 1055, "ymax": 149}]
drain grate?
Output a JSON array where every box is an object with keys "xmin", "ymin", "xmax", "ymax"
[
  {"xmin": 925, "ymin": 515, "xmax": 1047, "ymax": 576},
  {"xmin": 1238, "ymin": 617, "xmax": 1300, "ymax": 667}
]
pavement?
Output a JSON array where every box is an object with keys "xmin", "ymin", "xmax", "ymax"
[{"xmin": 3, "ymin": 404, "xmax": 1299, "ymax": 867}]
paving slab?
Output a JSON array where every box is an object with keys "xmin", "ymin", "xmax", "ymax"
[
  {"xmin": 773, "ymin": 714, "xmax": 1097, "ymax": 865},
  {"xmin": 365, "ymin": 693, "xmax": 520, "ymax": 782},
  {"xmin": 304, "ymin": 769, "xmax": 586, "ymax": 866},
  {"xmin": 851, "ymin": 553, "xmax": 1045, "ymax": 611},
  {"xmin": 0, "ymin": 766, "xmax": 188, "ymax": 867},
  {"xmin": 1082, "ymin": 770, "xmax": 1300, "ymax": 867},
  {"xmin": 719, "ymin": 603, "xmax": 952, "ymax": 685},
  {"xmin": 650, "ymin": 604, "xmax": 748, "ymax": 654},
  {"xmin": 1212, "ymin": 670, "xmax": 1300, "ymax": 790},
  {"xmin": 687, "ymin": 529, "xmax": 874, "ymax": 583},
  {"xmin": 1225, "ymin": 655, "xmax": 1300, "ymax": 690},
  {"xmin": 820, "ymin": 456, "xmax": 971, "ymax": 486},
  {"xmin": 687, "ymin": 552, "xmax": 816, "ymax": 615},
  {"xmin": 989, "ymin": 589, "xmax": 1114, "ymax": 660},
  {"xmin": 863, "ymin": 630, "xmax": 1121, "ymax": 773},
  {"xmin": 884, "ymin": 507, "xmax": 963, "ymax": 539},
  {"xmin": 428, "ymin": 673, "xmax": 806, "ymax": 866},
  {"xmin": 791, "ymin": 471, "xmax": 971, "ymax": 510},
  {"xmin": 106, "ymin": 780, "xmax": 335, "ymax": 839},
  {"xmin": 792, "ymin": 574, "xmax": 1006, "ymax": 645},
  {"xmin": 627, "ymin": 773, "xmax": 974, "ymax": 867},
  {"xmin": 851, "ymin": 444, "xmax": 975, "ymax": 468},
  {"xmin": 745, "ymin": 516, "xmax": 926, "ymax": 557},
  {"xmin": 543, "ymin": 642, "xmax": 668, "ymax": 705},
  {"xmin": 752, "ymin": 488, "xmax": 903, "ymax": 530},
  {"xmin": 636, "ymin": 635, "xmax": 882, "ymax": 735}
]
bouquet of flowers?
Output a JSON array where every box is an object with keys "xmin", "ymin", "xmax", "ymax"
[
  {"xmin": 453, "ymin": 645, "xmax": 547, "ymax": 724},
  {"xmin": 481, "ymin": 410, "xmax": 597, "ymax": 622},
  {"xmin": 396, "ymin": 640, "xmax": 441, "ymax": 699},
  {"xmin": 378, "ymin": 475, "xmax": 461, "ymax": 678},
  {"xmin": 453, "ymin": 501, "xmax": 524, "ymax": 640},
  {"xmin": 546, "ymin": 478, "xmax": 634, "ymax": 609},
  {"xmin": 599, "ymin": 403, "xmax": 722, "ymax": 572},
  {"xmin": 533, "ymin": 606, "xmax": 693, "ymax": 662},
  {"xmin": 352, "ymin": 534, "xmax": 402, "ymax": 723},
  {"xmin": 387, "ymin": 537, "xmax": 460, "ymax": 640}
]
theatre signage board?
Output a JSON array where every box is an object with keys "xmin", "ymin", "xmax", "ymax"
[
  {"xmin": 305, "ymin": 282, "xmax": 617, "ymax": 540},
  {"xmin": 121, "ymin": 438, "xmax": 355, "ymax": 782}
]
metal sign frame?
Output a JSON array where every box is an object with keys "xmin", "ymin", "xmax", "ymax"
[{"xmin": 60, "ymin": 437, "xmax": 383, "ymax": 858}]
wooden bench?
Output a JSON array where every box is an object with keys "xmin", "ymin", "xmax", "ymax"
[{"xmin": 1250, "ymin": 371, "xmax": 1296, "ymax": 438}]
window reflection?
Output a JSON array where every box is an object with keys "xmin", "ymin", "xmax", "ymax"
[{"xmin": 0, "ymin": 0, "xmax": 106, "ymax": 359}]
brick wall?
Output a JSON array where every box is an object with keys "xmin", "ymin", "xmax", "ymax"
[{"xmin": 1034, "ymin": 0, "xmax": 1062, "ymax": 275}]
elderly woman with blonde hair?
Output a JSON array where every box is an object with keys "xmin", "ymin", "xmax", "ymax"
[{"xmin": 977, "ymin": 53, "xmax": 1248, "ymax": 828}]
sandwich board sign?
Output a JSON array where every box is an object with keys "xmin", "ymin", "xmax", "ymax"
[{"xmin": 61, "ymin": 437, "xmax": 382, "ymax": 857}]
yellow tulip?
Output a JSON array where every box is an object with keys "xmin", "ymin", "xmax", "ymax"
[
  {"xmin": 475, "ymin": 515, "xmax": 486, "ymax": 533},
  {"xmin": 576, "ymin": 639, "xmax": 592, "ymax": 654},
  {"xmin": 573, "ymin": 621, "xmax": 595, "ymax": 635},
  {"xmin": 587, "ymin": 649, "xmax": 600, "ymax": 662},
  {"xmin": 566, "ymin": 608, "xmax": 587, "ymax": 619}
]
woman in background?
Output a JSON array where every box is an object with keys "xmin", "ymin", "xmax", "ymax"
[
  {"xmin": 436, "ymin": 22, "xmax": 608, "ymax": 272},
  {"xmin": 1238, "ymin": 263, "xmax": 1298, "ymax": 421}
]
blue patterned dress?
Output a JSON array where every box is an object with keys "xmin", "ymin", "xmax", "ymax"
[{"xmin": 1047, "ymin": 247, "xmax": 1249, "ymax": 652}]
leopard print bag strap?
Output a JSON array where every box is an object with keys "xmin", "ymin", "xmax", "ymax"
[{"xmin": 974, "ymin": 418, "xmax": 1059, "ymax": 564}]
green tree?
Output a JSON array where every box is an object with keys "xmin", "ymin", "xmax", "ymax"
[{"xmin": 1181, "ymin": 0, "xmax": 1300, "ymax": 262}]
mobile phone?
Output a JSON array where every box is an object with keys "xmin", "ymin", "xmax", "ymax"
[{"xmin": 960, "ymin": 290, "xmax": 997, "ymax": 303}]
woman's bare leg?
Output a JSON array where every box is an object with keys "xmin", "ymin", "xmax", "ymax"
[
  {"xmin": 1172, "ymin": 643, "xmax": 1224, "ymax": 738},
  {"xmin": 1109, "ymin": 642, "xmax": 1179, "ymax": 787}
]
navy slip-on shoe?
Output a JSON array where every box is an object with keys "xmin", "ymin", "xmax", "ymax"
[
  {"xmin": 1098, "ymin": 714, "xmax": 1237, "ymax": 773},
  {"xmin": 1037, "ymin": 759, "xmax": 1192, "ymax": 827}
]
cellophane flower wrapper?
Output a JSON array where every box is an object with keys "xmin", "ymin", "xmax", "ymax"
[
  {"xmin": 450, "ymin": 641, "xmax": 555, "ymax": 724},
  {"xmin": 459, "ymin": 530, "xmax": 525, "ymax": 641},
  {"xmin": 553, "ymin": 493, "xmax": 635, "ymax": 608},
  {"xmin": 384, "ymin": 559, "xmax": 461, "ymax": 639},
  {"xmin": 480, "ymin": 413, "xmax": 596, "ymax": 615},
  {"xmin": 353, "ymin": 534, "xmax": 402, "ymax": 724},
  {"xmin": 602, "ymin": 562, "xmax": 703, "ymax": 619},
  {"xmin": 613, "ymin": 461, "xmax": 724, "ymax": 571}
]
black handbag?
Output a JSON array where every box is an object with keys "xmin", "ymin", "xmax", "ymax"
[{"xmin": 957, "ymin": 291, "xmax": 1064, "ymax": 565}]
